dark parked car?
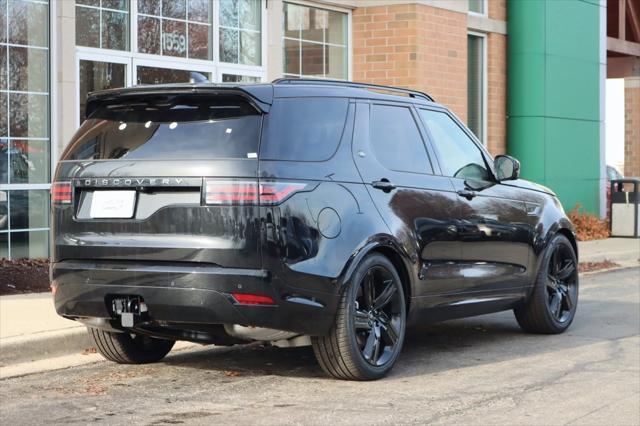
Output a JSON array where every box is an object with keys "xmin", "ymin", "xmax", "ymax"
[{"xmin": 52, "ymin": 80, "xmax": 579, "ymax": 380}]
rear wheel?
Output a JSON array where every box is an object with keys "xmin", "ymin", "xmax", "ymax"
[
  {"xmin": 88, "ymin": 327, "xmax": 175, "ymax": 364},
  {"xmin": 515, "ymin": 234, "xmax": 579, "ymax": 334},
  {"xmin": 312, "ymin": 253, "xmax": 406, "ymax": 380}
]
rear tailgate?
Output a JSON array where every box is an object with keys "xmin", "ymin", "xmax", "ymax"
[{"xmin": 52, "ymin": 92, "xmax": 264, "ymax": 269}]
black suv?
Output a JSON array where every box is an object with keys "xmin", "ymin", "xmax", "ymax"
[{"xmin": 52, "ymin": 79, "xmax": 579, "ymax": 380}]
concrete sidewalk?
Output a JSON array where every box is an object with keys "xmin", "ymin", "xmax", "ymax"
[
  {"xmin": 578, "ymin": 237, "xmax": 639, "ymax": 267},
  {"xmin": 0, "ymin": 293, "xmax": 90, "ymax": 366},
  {"xmin": 0, "ymin": 238, "xmax": 638, "ymax": 369}
]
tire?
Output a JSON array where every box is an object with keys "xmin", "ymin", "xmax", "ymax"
[
  {"xmin": 88, "ymin": 327, "xmax": 175, "ymax": 364},
  {"xmin": 312, "ymin": 253, "xmax": 407, "ymax": 380},
  {"xmin": 515, "ymin": 234, "xmax": 579, "ymax": 334}
]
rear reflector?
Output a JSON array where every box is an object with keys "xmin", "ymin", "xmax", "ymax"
[
  {"xmin": 51, "ymin": 182, "xmax": 72, "ymax": 204},
  {"xmin": 204, "ymin": 179, "xmax": 307, "ymax": 206},
  {"xmin": 231, "ymin": 293, "xmax": 276, "ymax": 305}
]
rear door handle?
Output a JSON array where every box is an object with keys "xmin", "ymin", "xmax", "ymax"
[
  {"xmin": 372, "ymin": 180, "xmax": 397, "ymax": 192},
  {"xmin": 457, "ymin": 189, "xmax": 476, "ymax": 200}
]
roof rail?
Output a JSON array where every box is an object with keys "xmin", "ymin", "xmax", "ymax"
[{"xmin": 272, "ymin": 78, "xmax": 434, "ymax": 102}]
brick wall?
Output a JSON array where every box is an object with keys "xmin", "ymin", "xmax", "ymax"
[
  {"xmin": 487, "ymin": 0, "xmax": 507, "ymax": 155},
  {"xmin": 489, "ymin": 0, "xmax": 507, "ymax": 21},
  {"xmin": 353, "ymin": 3, "xmax": 467, "ymax": 121},
  {"xmin": 624, "ymin": 77, "xmax": 640, "ymax": 178},
  {"xmin": 352, "ymin": 2, "xmax": 508, "ymax": 155},
  {"xmin": 487, "ymin": 33, "xmax": 507, "ymax": 155}
]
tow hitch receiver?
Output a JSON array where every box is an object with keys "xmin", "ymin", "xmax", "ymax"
[{"xmin": 110, "ymin": 296, "xmax": 148, "ymax": 327}]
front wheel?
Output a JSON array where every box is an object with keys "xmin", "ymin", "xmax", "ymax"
[
  {"xmin": 88, "ymin": 327, "xmax": 175, "ymax": 364},
  {"xmin": 312, "ymin": 253, "xmax": 406, "ymax": 380},
  {"xmin": 515, "ymin": 234, "xmax": 579, "ymax": 334}
]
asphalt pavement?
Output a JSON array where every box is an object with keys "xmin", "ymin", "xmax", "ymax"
[{"xmin": 0, "ymin": 267, "xmax": 638, "ymax": 425}]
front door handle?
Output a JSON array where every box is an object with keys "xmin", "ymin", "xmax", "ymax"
[
  {"xmin": 457, "ymin": 189, "xmax": 476, "ymax": 200},
  {"xmin": 372, "ymin": 180, "xmax": 397, "ymax": 192}
]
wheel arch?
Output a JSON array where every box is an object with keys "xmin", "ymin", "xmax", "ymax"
[
  {"xmin": 556, "ymin": 227, "xmax": 579, "ymax": 261},
  {"xmin": 338, "ymin": 236, "xmax": 414, "ymax": 311}
]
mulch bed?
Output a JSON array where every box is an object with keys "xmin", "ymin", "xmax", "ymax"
[{"xmin": 0, "ymin": 259, "xmax": 51, "ymax": 296}]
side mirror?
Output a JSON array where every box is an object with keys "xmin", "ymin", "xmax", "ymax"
[{"xmin": 494, "ymin": 155, "xmax": 520, "ymax": 181}]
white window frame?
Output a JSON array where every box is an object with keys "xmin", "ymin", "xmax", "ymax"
[
  {"xmin": 1, "ymin": 0, "xmax": 53, "ymax": 259},
  {"xmin": 217, "ymin": 66, "xmax": 267, "ymax": 83},
  {"xmin": 75, "ymin": 0, "xmax": 131, "ymax": 51},
  {"xmin": 468, "ymin": 0, "xmax": 487, "ymax": 17},
  {"xmin": 74, "ymin": 0, "xmax": 267, "ymax": 125},
  {"xmin": 75, "ymin": 50, "xmax": 132, "ymax": 129},
  {"xmin": 133, "ymin": 56, "xmax": 215, "ymax": 84},
  {"xmin": 282, "ymin": 0, "xmax": 352, "ymax": 81},
  {"xmin": 467, "ymin": 30, "xmax": 487, "ymax": 146}
]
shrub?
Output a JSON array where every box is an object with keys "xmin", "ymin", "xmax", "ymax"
[{"xmin": 568, "ymin": 204, "xmax": 610, "ymax": 241}]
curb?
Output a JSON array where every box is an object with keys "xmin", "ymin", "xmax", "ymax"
[{"xmin": 0, "ymin": 326, "xmax": 91, "ymax": 366}]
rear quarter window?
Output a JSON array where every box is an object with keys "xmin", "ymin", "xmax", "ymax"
[{"xmin": 261, "ymin": 98, "xmax": 349, "ymax": 162}]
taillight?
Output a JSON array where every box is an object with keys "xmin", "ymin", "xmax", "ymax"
[
  {"xmin": 231, "ymin": 293, "xmax": 276, "ymax": 305},
  {"xmin": 51, "ymin": 182, "xmax": 72, "ymax": 204},
  {"xmin": 204, "ymin": 180, "xmax": 258, "ymax": 205},
  {"xmin": 204, "ymin": 179, "xmax": 308, "ymax": 206},
  {"xmin": 259, "ymin": 182, "xmax": 307, "ymax": 204}
]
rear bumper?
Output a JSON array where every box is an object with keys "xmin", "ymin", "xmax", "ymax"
[{"xmin": 52, "ymin": 260, "xmax": 338, "ymax": 336}]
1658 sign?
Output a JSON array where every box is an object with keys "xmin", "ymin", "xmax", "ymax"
[{"xmin": 163, "ymin": 31, "xmax": 186, "ymax": 54}]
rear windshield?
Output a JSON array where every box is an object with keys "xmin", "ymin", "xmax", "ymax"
[{"xmin": 63, "ymin": 95, "xmax": 262, "ymax": 160}]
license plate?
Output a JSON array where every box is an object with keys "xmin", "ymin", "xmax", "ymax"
[{"xmin": 90, "ymin": 190, "xmax": 136, "ymax": 219}]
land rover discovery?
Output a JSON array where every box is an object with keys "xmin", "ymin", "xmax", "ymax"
[{"xmin": 51, "ymin": 79, "xmax": 579, "ymax": 380}]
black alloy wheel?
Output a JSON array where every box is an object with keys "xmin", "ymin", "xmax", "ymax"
[
  {"xmin": 312, "ymin": 253, "xmax": 406, "ymax": 380},
  {"xmin": 353, "ymin": 266, "xmax": 404, "ymax": 367},
  {"xmin": 545, "ymin": 243, "xmax": 578, "ymax": 323},
  {"xmin": 515, "ymin": 234, "xmax": 579, "ymax": 334}
]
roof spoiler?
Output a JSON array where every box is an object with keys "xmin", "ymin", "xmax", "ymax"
[{"xmin": 84, "ymin": 84, "xmax": 273, "ymax": 119}]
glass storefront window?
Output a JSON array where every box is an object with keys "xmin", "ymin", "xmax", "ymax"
[
  {"xmin": 283, "ymin": 2, "xmax": 347, "ymax": 80},
  {"xmin": 0, "ymin": 231, "xmax": 8, "ymax": 258},
  {"xmin": 10, "ymin": 230, "xmax": 49, "ymax": 259},
  {"xmin": 136, "ymin": 66, "xmax": 210, "ymax": 85},
  {"xmin": 137, "ymin": 0, "xmax": 211, "ymax": 60},
  {"xmin": 9, "ymin": 189, "xmax": 48, "ymax": 230},
  {"xmin": 76, "ymin": 0, "xmax": 130, "ymax": 51},
  {"xmin": 9, "ymin": 0, "xmax": 48, "ymax": 47},
  {"xmin": 219, "ymin": 0, "xmax": 261, "ymax": 66},
  {"xmin": 1, "ymin": 0, "xmax": 51, "ymax": 259},
  {"xmin": 79, "ymin": 60, "xmax": 126, "ymax": 123},
  {"xmin": 9, "ymin": 93, "xmax": 49, "ymax": 138},
  {"xmin": 221, "ymin": 73, "xmax": 260, "ymax": 83},
  {"xmin": 7, "ymin": 140, "xmax": 49, "ymax": 184}
]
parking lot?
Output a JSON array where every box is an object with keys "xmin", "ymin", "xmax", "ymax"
[{"xmin": 1, "ymin": 267, "xmax": 638, "ymax": 425}]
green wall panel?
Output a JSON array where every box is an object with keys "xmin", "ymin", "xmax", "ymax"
[
  {"xmin": 508, "ymin": 54, "xmax": 546, "ymax": 117},
  {"xmin": 509, "ymin": 117, "xmax": 546, "ymax": 182},
  {"xmin": 545, "ymin": 56, "xmax": 600, "ymax": 121},
  {"xmin": 508, "ymin": 0, "xmax": 602, "ymax": 214},
  {"xmin": 546, "ymin": 0, "xmax": 599, "ymax": 62},
  {"xmin": 545, "ymin": 178, "xmax": 600, "ymax": 214},
  {"xmin": 544, "ymin": 119, "xmax": 600, "ymax": 180},
  {"xmin": 507, "ymin": 0, "xmax": 546, "ymax": 54}
]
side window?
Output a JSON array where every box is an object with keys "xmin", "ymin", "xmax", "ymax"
[
  {"xmin": 261, "ymin": 98, "xmax": 349, "ymax": 161},
  {"xmin": 370, "ymin": 104, "xmax": 433, "ymax": 174},
  {"xmin": 419, "ymin": 109, "xmax": 490, "ymax": 181}
]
